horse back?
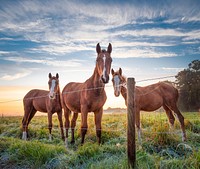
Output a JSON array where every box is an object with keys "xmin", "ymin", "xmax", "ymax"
[
  {"xmin": 136, "ymin": 82, "xmax": 178, "ymax": 100},
  {"xmin": 62, "ymin": 81, "xmax": 107, "ymax": 113},
  {"xmin": 135, "ymin": 82, "xmax": 178, "ymax": 111},
  {"xmin": 23, "ymin": 89, "xmax": 49, "ymax": 112}
]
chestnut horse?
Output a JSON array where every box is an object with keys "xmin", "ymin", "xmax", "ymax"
[
  {"xmin": 62, "ymin": 43, "xmax": 112, "ymax": 145},
  {"xmin": 111, "ymin": 68, "xmax": 186, "ymax": 142},
  {"xmin": 22, "ymin": 73, "xmax": 64, "ymax": 141}
]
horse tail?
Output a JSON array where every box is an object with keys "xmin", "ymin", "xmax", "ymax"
[
  {"xmin": 165, "ymin": 81, "xmax": 179, "ymax": 102},
  {"xmin": 61, "ymin": 92, "xmax": 71, "ymax": 117},
  {"xmin": 174, "ymin": 87, "xmax": 179, "ymax": 103}
]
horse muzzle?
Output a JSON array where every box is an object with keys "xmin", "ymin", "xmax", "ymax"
[
  {"xmin": 114, "ymin": 90, "xmax": 120, "ymax": 97},
  {"xmin": 49, "ymin": 93, "xmax": 55, "ymax": 99},
  {"xmin": 101, "ymin": 75, "xmax": 109, "ymax": 84}
]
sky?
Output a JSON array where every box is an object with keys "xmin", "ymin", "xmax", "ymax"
[{"xmin": 0, "ymin": 0, "xmax": 200, "ymax": 116}]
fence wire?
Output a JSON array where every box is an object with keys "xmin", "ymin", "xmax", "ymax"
[
  {"xmin": 0, "ymin": 74, "xmax": 177, "ymax": 104},
  {"xmin": 0, "ymin": 73, "xmax": 199, "ymax": 139}
]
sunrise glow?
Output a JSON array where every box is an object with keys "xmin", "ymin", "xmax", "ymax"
[{"xmin": 0, "ymin": 1, "xmax": 200, "ymax": 116}]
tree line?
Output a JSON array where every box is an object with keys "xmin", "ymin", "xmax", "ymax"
[{"xmin": 175, "ymin": 60, "xmax": 200, "ymax": 112}]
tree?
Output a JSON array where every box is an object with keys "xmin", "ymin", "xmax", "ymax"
[{"xmin": 175, "ymin": 60, "xmax": 200, "ymax": 111}]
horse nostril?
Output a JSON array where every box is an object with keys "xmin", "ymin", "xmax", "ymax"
[
  {"xmin": 49, "ymin": 94, "xmax": 55, "ymax": 99},
  {"xmin": 101, "ymin": 75, "xmax": 109, "ymax": 84}
]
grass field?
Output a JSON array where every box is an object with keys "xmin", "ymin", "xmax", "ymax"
[{"xmin": 0, "ymin": 111, "xmax": 200, "ymax": 169}]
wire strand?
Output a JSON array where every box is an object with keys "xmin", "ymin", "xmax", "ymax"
[
  {"xmin": 137, "ymin": 75, "xmax": 175, "ymax": 83},
  {"xmin": 0, "ymin": 74, "xmax": 178, "ymax": 104}
]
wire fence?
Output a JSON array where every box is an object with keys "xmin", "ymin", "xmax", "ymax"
[
  {"xmin": 0, "ymin": 74, "xmax": 178, "ymax": 104},
  {"xmin": 0, "ymin": 74, "xmax": 199, "ymax": 139}
]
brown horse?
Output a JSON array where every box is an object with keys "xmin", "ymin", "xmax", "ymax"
[
  {"xmin": 22, "ymin": 73, "xmax": 64, "ymax": 141},
  {"xmin": 62, "ymin": 43, "xmax": 112, "ymax": 146},
  {"xmin": 111, "ymin": 68, "xmax": 186, "ymax": 142}
]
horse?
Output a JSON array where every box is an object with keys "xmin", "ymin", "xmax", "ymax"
[
  {"xmin": 62, "ymin": 43, "xmax": 112, "ymax": 146},
  {"xmin": 22, "ymin": 73, "xmax": 64, "ymax": 141},
  {"xmin": 111, "ymin": 68, "xmax": 186, "ymax": 142}
]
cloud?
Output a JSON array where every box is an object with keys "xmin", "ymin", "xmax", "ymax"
[
  {"xmin": 182, "ymin": 30, "xmax": 200, "ymax": 41},
  {"xmin": 0, "ymin": 71, "xmax": 31, "ymax": 81},
  {"xmin": 0, "ymin": 1, "xmax": 199, "ymax": 60},
  {"xmin": 0, "ymin": 0, "xmax": 199, "ymax": 60},
  {"xmin": 31, "ymin": 43, "xmax": 94, "ymax": 55},
  {"xmin": 3, "ymin": 56, "xmax": 84, "ymax": 67},
  {"xmin": 112, "ymin": 28, "xmax": 200, "ymax": 41},
  {"xmin": 1, "ymin": 0, "xmax": 199, "ymax": 41},
  {"xmin": 113, "ymin": 47, "xmax": 177, "ymax": 58},
  {"xmin": 0, "ymin": 37, "xmax": 14, "ymax": 41},
  {"xmin": 0, "ymin": 51, "xmax": 11, "ymax": 54},
  {"xmin": 154, "ymin": 67, "xmax": 184, "ymax": 72}
]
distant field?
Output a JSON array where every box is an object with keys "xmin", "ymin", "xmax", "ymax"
[{"xmin": 0, "ymin": 111, "xmax": 200, "ymax": 169}]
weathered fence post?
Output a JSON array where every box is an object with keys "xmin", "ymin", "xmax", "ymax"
[{"xmin": 127, "ymin": 78, "xmax": 136, "ymax": 168}]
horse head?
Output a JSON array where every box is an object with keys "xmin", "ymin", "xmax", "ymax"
[
  {"xmin": 48, "ymin": 73, "xmax": 59, "ymax": 99},
  {"xmin": 96, "ymin": 43, "xmax": 112, "ymax": 83},
  {"xmin": 111, "ymin": 68, "xmax": 126, "ymax": 97}
]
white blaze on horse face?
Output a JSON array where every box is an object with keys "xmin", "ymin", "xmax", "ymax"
[
  {"xmin": 103, "ymin": 55, "xmax": 106, "ymax": 81},
  {"xmin": 49, "ymin": 79, "xmax": 56, "ymax": 99},
  {"xmin": 113, "ymin": 75, "xmax": 120, "ymax": 96}
]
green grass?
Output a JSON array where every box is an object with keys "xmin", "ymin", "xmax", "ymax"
[{"xmin": 0, "ymin": 112, "xmax": 200, "ymax": 168}]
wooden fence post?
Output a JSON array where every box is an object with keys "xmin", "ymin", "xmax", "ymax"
[{"xmin": 127, "ymin": 78, "xmax": 136, "ymax": 168}]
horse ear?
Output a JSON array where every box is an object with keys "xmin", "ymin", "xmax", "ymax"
[
  {"xmin": 111, "ymin": 68, "xmax": 115, "ymax": 75},
  {"xmin": 96, "ymin": 43, "xmax": 101, "ymax": 54},
  {"xmin": 49, "ymin": 73, "xmax": 52, "ymax": 79},
  {"xmin": 107, "ymin": 43, "xmax": 112, "ymax": 53},
  {"xmin": 119, "ymin": 68, "xmax": 122, "ymax": 75},
  {"xmin": 56, "ymin": 73, "xmax": 59, "ymax": 79}
]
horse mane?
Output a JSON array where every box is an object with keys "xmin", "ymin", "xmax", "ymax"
[
  {"xmin": 102, "ymin": 49, "xmax": 106, "ymax": 53},
  {"xmin": 159, "ymin": 81, "xmax": 175, "ymax": 88},
  {"xmin": 121, "ymin": 74, "xmax": 127, "ymax": 84}
]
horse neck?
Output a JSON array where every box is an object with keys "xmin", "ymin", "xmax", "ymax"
[
  {"xmin": 89, "ymin": 66, "xmax": 105, "ymax": 88},
  {"xmin": 121, "ymin": 86, "xmax": 127, "ymax": 101},
  {"xmin": 84, "ymin": 66, "xmax": 105, "ymax": 96},
  {"xmin": 55, "ymin": 86, "xmax": 61, "ymax": 102}
]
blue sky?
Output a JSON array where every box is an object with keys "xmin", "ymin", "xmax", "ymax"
[{"xmin": 0, "ymin": 0, "xmax": 200, "ymax": 113}]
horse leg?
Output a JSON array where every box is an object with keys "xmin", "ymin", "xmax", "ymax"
[
  {"xmin": 172, "ymin": 105, "xmax": 186, "ymax": 141},
  {"xmin": 71, "ymin": 112, "xmax": 78, "ymax": 144},
  {"xmin": 47, "ymin": 112, "xmax": 53, "ymax": 141},
  {"xmin": 64, "ymin": 107, "xmax": 70, "ymax": 147},
  {"xmin": 81, "ymin": 105, "xmax": 88, "ymax": 145},
  {"xmin": 22, "ymin": 105, "xmax": 34, "ymax": 140},
  {"xmin": 163, "ymin": 104, "xmax": 175, "ymax": 128},
  {"xmin": 27, "ymin": 109, "xmax": 36, "ymax": 125},
  {"xmin": 135, "ymin": 107, "xmax": 141, "ymax": 144},
  {"xmin": 57, "ymin": 111, "xmax": 65, "ymax": 141},
  {"xmin": 22, "ymin": 113, "xmax": 29, "ymax": 140},
  {"xmin": 94, "ymin": 108, "xmax": 103, "ymax": 145}
]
